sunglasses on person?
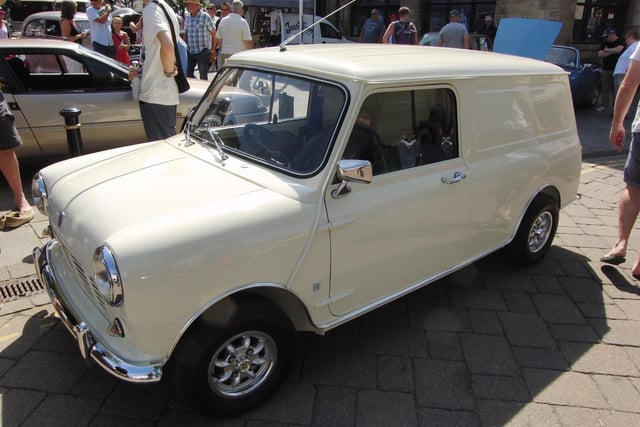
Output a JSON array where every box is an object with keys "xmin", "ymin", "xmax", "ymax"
[{"xmin": 207, "ymin": 6, "xmax": 215, "ymax": 10}]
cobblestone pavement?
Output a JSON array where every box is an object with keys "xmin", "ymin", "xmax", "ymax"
[{"xmin": 1, "ymin": 109, "xmax": 640, "ymax": 426}]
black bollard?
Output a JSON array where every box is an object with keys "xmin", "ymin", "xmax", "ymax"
[{"xmin": 59, "ymin": 107, "xmax": 83, "ymax": 156}]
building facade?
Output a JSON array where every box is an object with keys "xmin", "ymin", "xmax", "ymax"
[{"xmin": 324, "ymin": 1, "xmax": 639, "ymax": 58}]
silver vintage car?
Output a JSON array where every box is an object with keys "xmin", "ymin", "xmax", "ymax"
[
  {"xmin": 33, "ymin": 44, "xmax": 581, "ymax": 414},
  {"xmin": 0, "ymin": 38, "xmax": 207, "ymax": 158}
]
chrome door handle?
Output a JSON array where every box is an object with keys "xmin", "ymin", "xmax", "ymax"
[{"xmin": 441, "ymin": 171, "xmax": 466, "ymax": 184}]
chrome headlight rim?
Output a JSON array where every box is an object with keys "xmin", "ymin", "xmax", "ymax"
[
  {"xmin": 93, "ymin": 245, "xmax": 124, "ymax": 307},
  {"xmin": 31, "ymin": 172, "xmax": 48, "ymax": 215}
]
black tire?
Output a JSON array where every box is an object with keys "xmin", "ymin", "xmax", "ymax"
[
  {"xmin": 505, "ymin": 196, "xmax": 559, "ymax": 267},
  {"xmin": 169, "ymin": 295, "xmax": 293, "ymax": 414}
]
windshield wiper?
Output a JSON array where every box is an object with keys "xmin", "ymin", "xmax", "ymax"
[{"xmin": 207, "ymin": 128, "xmax": 229, "ymax": 163}]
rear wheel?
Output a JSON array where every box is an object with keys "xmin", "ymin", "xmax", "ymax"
[
  {"xmin": 169, "ymin": 295, "xmax": 293, "ymax": 414},
  {"xmin": 505, "ymin": 196, "xmax": 559, "ymax": 266}
]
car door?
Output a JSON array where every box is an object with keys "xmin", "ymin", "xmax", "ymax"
[
  {"xmin": 2, "ymin": 46, "xmax": 145, "ymax": 156},
  {"xmin": 325, "ymin": 87, "xmax": 473, "ymax": 317}
]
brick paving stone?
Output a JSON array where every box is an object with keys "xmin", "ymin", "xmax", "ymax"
[
  {"xmin": 448, "ymin": 288, "xmax": 507, "ymax": 311},
  {"xmin": 416, "ymin": 408, "xmax": 479, "ymax": 427},
  {"xmin": 467, "ymin": 309, "xmax": 503, "ymax": 335},
  {"xmin": 503, "ymin": 291, "xmax": 537, "ymax": 313},
  {"xmin": 376, "ymin": 356, "xmax": 413, "ymax": 392},
  {"xmin": 602, "ymin": 282, "xmax": 640, "ymax": 301},
  {"xmin": 359, "ymin": 326, "xmax": 427, "ymax": 357},
  {"xmin": 523, "ymin": 369, "xmax": 608, "ymax": 408},
  {"xmin": 578, "ymin": 301, "xmax": 628, "ymax": 319},
  {"xmin": 307, "ymin": 323, "xmax": 359, "ymax": 353},
  {"xmin": 244, "ymin": 382, "xmax": 315, "ymax": 425},
  {"xmin": 499, "ymin": 312, "xmax": 556, "ymax": 349},
  {"xmin": 32, "ymin": 322, "xmax": 80, "ymax": 355},
  {"xmin": 476, "ymin": 400, "xmax": 561, "ymax": 427},
  {"xmin": 548, "ymin": 324, "xmax": 600, "ymax": 342},
  {"xmin": 470, "ymin": 374, "xmax": 530, "ymax": 402},
  {"xmin": 460, "ymin": 334, "xmax": 519, "ymax": 376},
  {"xmin": 93, "ymin": 415, "xmax": 157, "ymax": 427},
  {"xmin": 301, "ymin": 352, "xmax": 376, "ymax": 388},
  {"xmin": 559, "ymin": 342, "xmax": 639, "ymax": 376},
  {"xmin": 560, "ymin": 259, "xmax": 594, "ymax": 278},
  {"xmin": 623, "ymin": 346, "xmax": 640, "ymax": 372},
  {"xmin": 0, "ymin": 357, "xmax": 15, "ymax": 377},
  {"xmin": 0, "ymin": 388, "xmax": 46, "ymax": 427},
  {"xmin": 553, "ymin": 406, "xmax": 610, "ymax": 426},
  {"xmin": 425, "ymin": 330, "xmax": 463, "ymax": 361},
  {"xmin": 560, "ymin": 233, "xmax": 608, "ymax": 249},
  {"xmin": 590, "ymin": 318, "xmax": 640, "ymax": 346},
  {"xmin": 481, "ymin": 272, "xmax": 538, "ymax": 292},
  {"xmin": 592, "ymin": 374, "xmax": 640, "ymax": 413},
  {"xmin": 596, "ymin": 410, "xmax": 640, "ymax": 426},
  {"xmin": 614, "ymin": 298, "xmax": 640, "ymax": 320},
  {"xmin": 70, "ymin": 367, "xmax": 119, "ymax": 400},
  {"xmin": 413, "ymin": 359, "xmax": 474, "ymax": 410},
  {"xmin": 21, "ymin": 394, "xmax": 101, "ymax": 427},
  {"xmin": 531, "ymin": 275, "xmax": 565, "ymax": 294},
  {"xmin": 100, "ymin": 381, "xmax": 174, "ymax": 421},
  {"xmin": 0, "ymin": 311, "xmax": 58, "ymax": 359},
  {"xmin": 356, "ymin": 390, "xmax": 416, "ymax": 427},
  {"xmin": 0, "ymin": 351, "xmax": 87, "ymax": 394},
  {"xmin": 511, "ymin": 347, "xmax": 569, "ymax": 370},
  {"xmin": 359, "ymin": 300, "xmax": 410, "ymax": 328},
  {"xmin": 559, "ymin": 276, "xmax": 612, "ymax": 304},
  {"xmin": 406, "ymin": 283, "xmax": 449, "ymax": 308},
  {"xmin": 310, "ymin": 386, "xmax": 356, "ymax": 427},
  {"xmin": 408, "ymin": 306, "xmax": 471, "ymax": 332}
]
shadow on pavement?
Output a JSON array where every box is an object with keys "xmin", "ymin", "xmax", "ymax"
[{"xmin": 0, "ymin": 242, "xmax": 619, "ymax": 424}]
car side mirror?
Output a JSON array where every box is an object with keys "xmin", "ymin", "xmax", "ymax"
[{"xmin": 332, "ymin": 159, "xmax": 372, "ymax": 198}]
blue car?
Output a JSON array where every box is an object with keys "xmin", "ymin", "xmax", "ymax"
[{"xmin": 545, "ymin": 45, "xmax": 601, "ymax": 107}]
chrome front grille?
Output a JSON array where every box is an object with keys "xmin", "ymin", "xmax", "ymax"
[{"xmin": 60, "ymin": 243, "xmax": 108, "ymax": 314}]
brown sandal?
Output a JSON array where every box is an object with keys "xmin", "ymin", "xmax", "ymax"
[{"xmin": 4, "ymin": 208, "xmax": 34, "ymax": 229}]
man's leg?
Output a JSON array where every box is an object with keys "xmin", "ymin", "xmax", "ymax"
[
  {"xmin": 601, "ymin": 70, "xmax": 614, "ymax": 112},
  {"xmin": 0, "ymin": 149, "xmax": 29, "ymax": 210},
  {"xmin": 187, "ymin": 53, "xmax": 197, "ymax": 78},
  {"xmin": 139, "ymin": 101, "xmax": 177, "ymax": 141},
  {"xmin": 197, "ymin": 49, "xmax": 210, "ymax": 80}
]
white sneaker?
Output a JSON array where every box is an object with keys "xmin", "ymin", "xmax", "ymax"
[{"xmin": 595, "ymin": 106, "xmax": 605, "ymax": 112}]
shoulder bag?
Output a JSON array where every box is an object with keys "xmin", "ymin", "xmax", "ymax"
[{"xmin": 153, "ymin": 0, "xmax": 190, "ymax": 93}]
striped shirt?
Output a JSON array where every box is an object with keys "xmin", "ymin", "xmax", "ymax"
[{"xmin": 184, "ymin": 10, "xmax": 215, "ymax": 53}]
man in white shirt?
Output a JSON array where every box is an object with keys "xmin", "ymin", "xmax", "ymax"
[
  {"xmin": 129, "ymin": 0, "xmax": 180, "ymax": 141},
  {"xmin": 215, "ymin": 0, "xmax": 252, "ymax": 66},
  {"xmin": 614, "ymin": 31, "xmax": 639, "ymax": 95},
  {"xmin": 86, "ymin": 0, "xmax": 115, "ymax": 58}
]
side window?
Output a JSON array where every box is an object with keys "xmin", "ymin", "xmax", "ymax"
[
  {"xmin": 320, "ymin": 22, "xmax": 340, "ymax": 40},
  {"xmin": 22, "ymin": 53, "xmax": 91, "ymax": 91},
  {"xmin": 343, "ymin": 88, "xmax": 458, "ymax": 175},
  {"xmin": 23, "ymin": 18, "xmax": 45, "ymax": 37}
]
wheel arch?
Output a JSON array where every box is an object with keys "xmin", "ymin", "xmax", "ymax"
[
  {"xmin": 510, "ymin": 185, "xmax": 561, "ymax": 244},
  {"xmin": 167, "ymin": 284, "xmax": 318, "ymax": 360}
]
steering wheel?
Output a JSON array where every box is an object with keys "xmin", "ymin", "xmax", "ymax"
[{"xmin": 243, "ymin": 124, "xmax": 290, "ymax": 167}]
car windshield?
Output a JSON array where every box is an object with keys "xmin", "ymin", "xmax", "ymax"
[
  {"xmin": 545, "ymin": 47, "xmax": 577, "ymax": 68},
  {"xmin": 189, "ymin": 67, "xmax": 347, "ymax": 175}
]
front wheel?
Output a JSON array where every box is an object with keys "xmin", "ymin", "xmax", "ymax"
[
  {"xmin": 169, "ymin": 295, "xmax": 293, "ymax": 414},
  {"xmin": 505, "ymin": 196, "xmax": 559, "ymax": 266}
]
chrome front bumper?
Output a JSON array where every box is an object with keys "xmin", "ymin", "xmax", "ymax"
[{"xmin": 33, "ymin": 240, "xmax": 162, "ymax": 383}]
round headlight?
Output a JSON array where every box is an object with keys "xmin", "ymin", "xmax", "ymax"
[
  {"xmin": 93, "ymin": 245, "xmax": 124, "ymax": 306},
  {"xmin": 31, "ymin": 172, "xmax": 48, "ymax": 215}
]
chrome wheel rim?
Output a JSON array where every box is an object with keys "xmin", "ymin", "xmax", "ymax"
[
  {"xmin": 207, "ymin": 330, "xmax": 277, "ymax": 398},
  {"xmin": 528, "ymin": 211, "xmax": 553, "ymax": 253}
]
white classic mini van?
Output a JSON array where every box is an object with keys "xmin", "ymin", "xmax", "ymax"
[{"xmin": 32, "ymin": 44, "xmax": 581, "ymax": 414}]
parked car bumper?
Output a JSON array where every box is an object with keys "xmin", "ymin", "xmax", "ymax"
[{"xmin": 33, "ymin": 240, "xmax": 162, "ymax": 383}]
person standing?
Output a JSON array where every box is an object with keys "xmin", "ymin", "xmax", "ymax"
[
  {"xmin": 111, "ymin": 16, "xmax": 131, "ymax": 65},
  {"xmin": 598, "ymin": 27, "xmax": 626, "ymax": 113},
  {"xmin": 87, "ymin": 0, "xmax": 116, "ymax": 58},
  {"xmin": 215, "ymin": 0, "xmax": 252, "ymax": 66},
  {"xmin": 60, "ymin": 1, "xmax": 88, "ymax": 44},
  {"xmin": 382, "ymin": 7, "xmax": 418, "ymax": 45},
  {"xmin": 438, "ymin": 9, "xmax": 470, "ymax": 49},
  {"xmin": 0, "ymin": 90, "xmax": 34, "ymax": 230},
  {"xmin": 212, "ymin": 1, "xmax": 231, "ymax": 69},
  {"xmin": 0, "ymin": 7, "xmax": 9, "ymax": 39},
  {"xmin": 184, "ymin": 0, "xmax": 215, "ymax": 80},
  {"xmin": 359, "ymin": 9, "xmax": 385, "ymax": 43},
  {"xmin": 614, "ymin": 30, "xmax": 639, "ymax": 96},
  {"xmin": 129, "ymin": 0, "xmax": 180, "ymax": 141},
  {"xmin": 206, "ymin": 3, "xmax": 218, "ymax": 24},
  {"xmin": 478, "ymin": 15, "xmax": 497, "ymax": 42},
  {"xmin": 601, "ymin": 42, "xmax": 640, "ymax": 278}
]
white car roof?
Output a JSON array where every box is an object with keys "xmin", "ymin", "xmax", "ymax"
[{"xmin": 228, "ymin": 44, "xmax": 564, "ymax": 83}]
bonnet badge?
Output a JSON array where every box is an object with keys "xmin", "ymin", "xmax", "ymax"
[{"xmin": 57, "ymin": 211, "xmax": 66, "ymax": 227}]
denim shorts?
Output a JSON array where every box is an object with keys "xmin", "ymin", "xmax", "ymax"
[{"xmin": 624, "ymin": 133, "xmax": 640, "ymax": 188}]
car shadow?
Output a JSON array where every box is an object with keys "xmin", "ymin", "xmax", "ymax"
[{"xmin": 0, "ymin": 244, "xmax": 623, "ymax": 425}]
